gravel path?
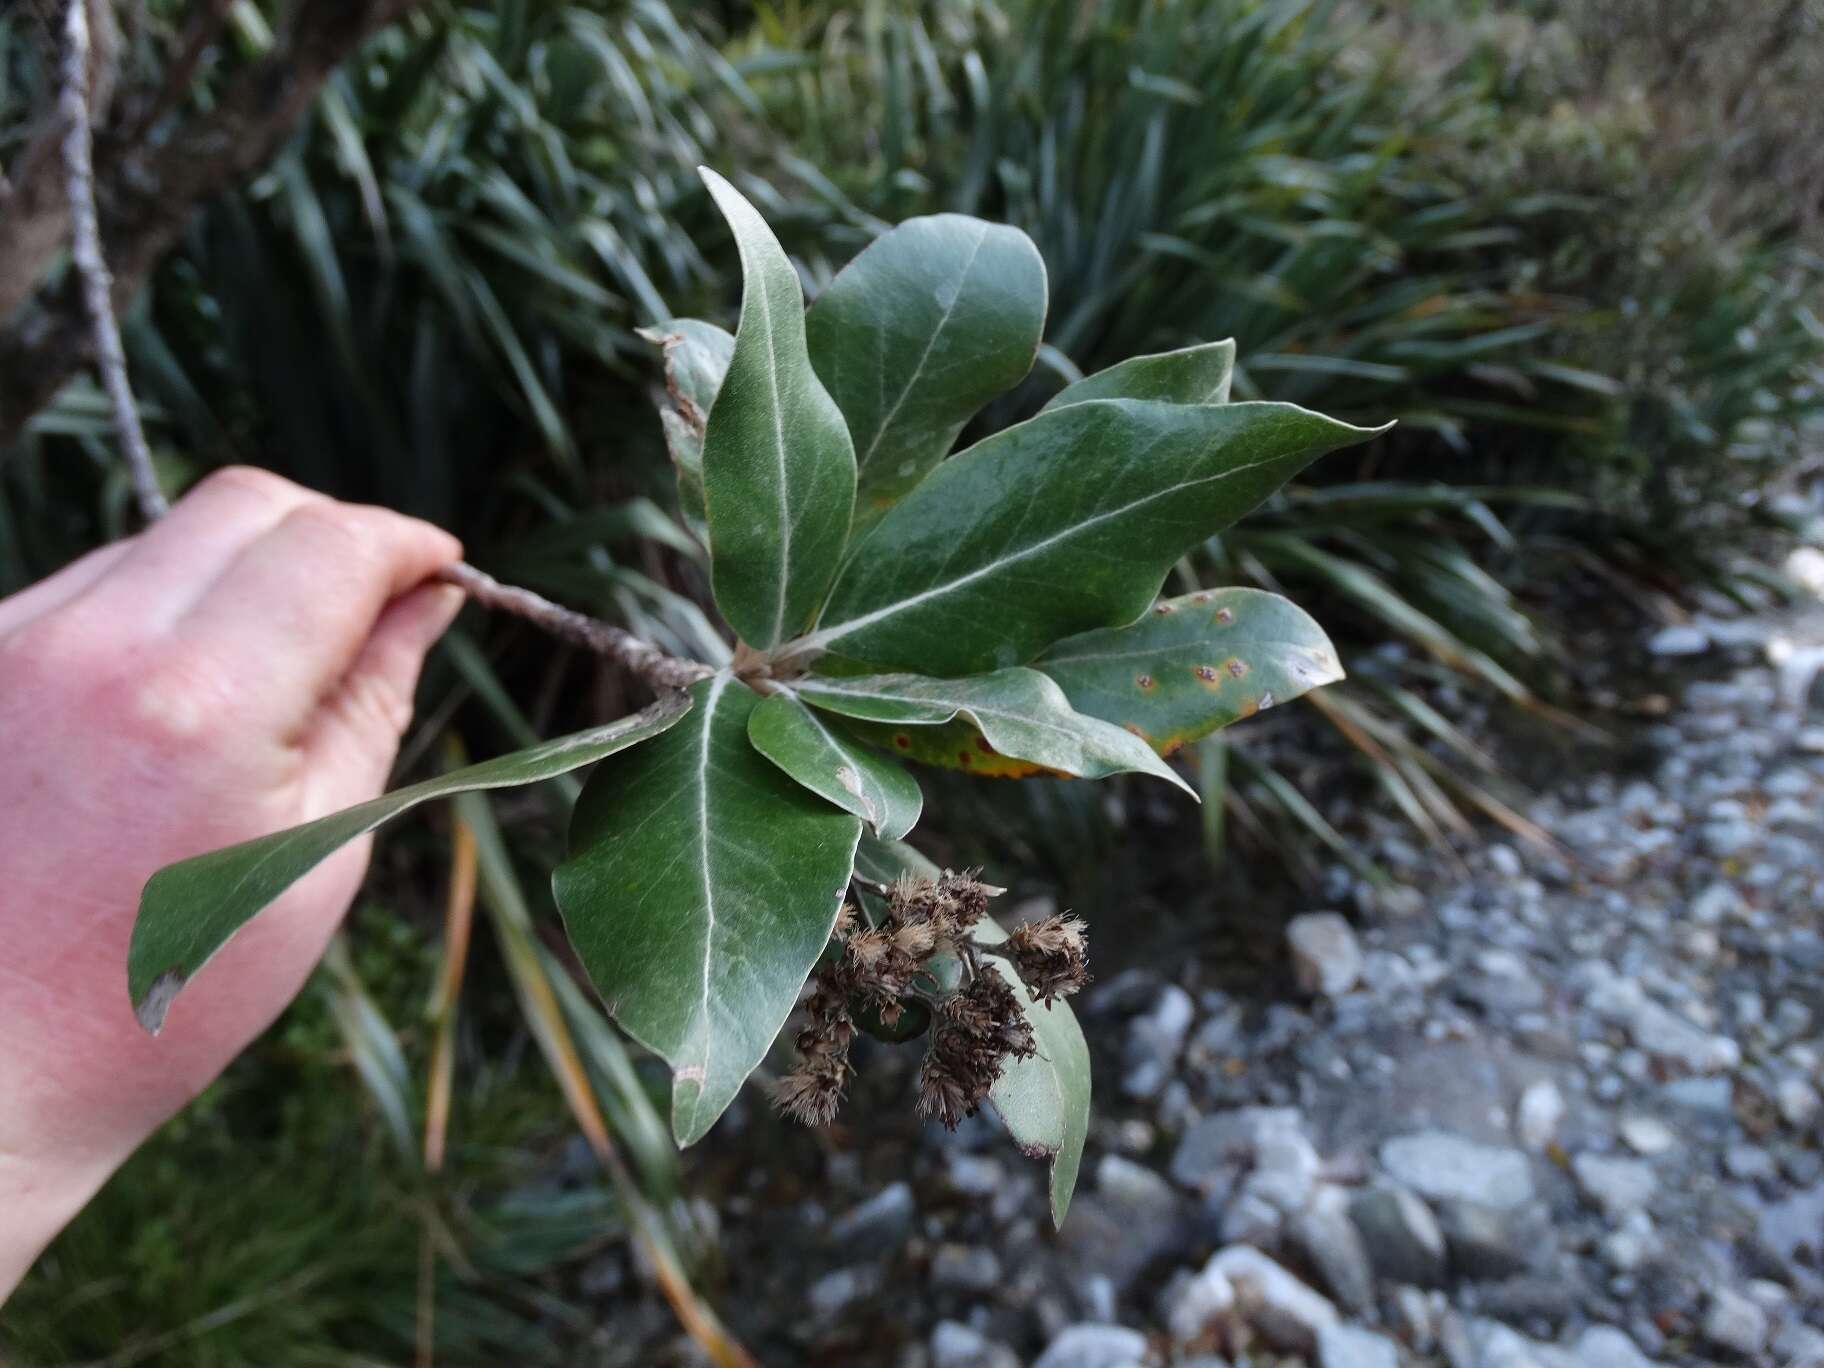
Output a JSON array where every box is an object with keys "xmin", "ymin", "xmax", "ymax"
[{"xmin": 597, "ymin": 599, "xmax": 1824, "ymax": 1368}]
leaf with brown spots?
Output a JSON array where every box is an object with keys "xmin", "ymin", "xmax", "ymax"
[
  {"xmin": 794, "ymin": 668, "xmax": 1194, "ymax": 794},
  {"xmin": 1035, "ymin": 588, "xmax": 1343, "ymax": 754}
]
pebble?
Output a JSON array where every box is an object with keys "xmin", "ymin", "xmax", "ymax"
[
  {"xmin": 1316, "ymin": 1323, "xmax": 1401, "ymax": 1368},
  {"xmin": 1286, "ymin": 911, "xmax": 1364, "ymax": 997},
  {"xmin": 1031, "ymin": 1324, "xmax": 1148, "ymax": 1368},
  {"xmin": 932, "ymin": 1321, "xmax": 1022, "ymax": 1368},
  {"xmin": 1349, "ymin": 1184, "xmax": 1447, "ymax": 1287},
  {"xmin": 1618, "ymin": 1114, "xmax": 1677, "ymax": 1156},
  {"xmin": 1209, "ymin": 1246, "xmax": 1338, "ymax": 1353},
  {"xmin": 1571, "ymin": 1154, "xmax": 1658, "ymax": 1217},
  {"xmin": 1380, "ymin": 1131, "xmax": 1535, "ymax": 1210},
  {"xmin": 828, "ymin": 1182, "xmax": 916, "ymax": 1251},
  {"xmin": 1701, "ymin": 1286, "xmax": 1768, "ymax": 1356},
  {"xmin": 1515, "ymin": 1079, "xmax": 1565, "ymax": 1150},
  {"xmin": 1121, "ymin": 983, "xmax": 1195, "ymax": 1099}
]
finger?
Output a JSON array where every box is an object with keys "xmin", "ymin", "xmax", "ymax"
[
  {"xmin": 175, "ymin": 501, "xmax": 462, "ymax": 730},
  {"xmin": 90, "ymin": 467, "xmax": 325, "ymax": 629},
  {"xmin": 304, "ymin": 583, "xmax": 466, "ymax": 800},
  {"xmin": 0, "ymin": 538, "xmax": 135, "ymax": 639}
]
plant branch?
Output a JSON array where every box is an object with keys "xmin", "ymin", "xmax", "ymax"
[
  {"xmin": 435, "ymin": 563, "xmax": 714, "ymax": 691},
  {"xmin": 60, "ymin": 0, "xmax": 168, "ymax": 522}
]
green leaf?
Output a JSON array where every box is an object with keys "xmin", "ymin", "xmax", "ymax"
[
  {"xmin": 748, "ymin": 689, "xmax": 923, "ymax": 841},
  {"xmin": 637, "ymin": 318, "xmax": 734, "ymax": 527},
  {"xmin": 698, "ymin": 169, "xmax": 857, "ymax": 649},
  {"xmin": 805, "ymin": 214, "xmax": 1046, "ymax": 529},
  {"xmin": 1043, "ymin": 339, "xmax": 1235, "ymax": 409},
  {"xmin": 852, "ymin": 833, "xmax": 941, "ymax": 886},
  {"xmin": 1036, "ymin": 587, "xmax": 1344, "ymax": 754},
  {"xmin": 128, "ymin": 697, "xmax": 693, "ymax": 1034},
  {"xmin": 974, "ymin": 916, "xmax": 1090, "ymax": 1226},
  {"xmin": 553, "ymin": 675, "xmax": 862, "ymax": 1146},
  {"xmin": 802, "ymin": 399, "xmax": 1388, "ymax": 675},
  {"xmin": 792, "ymin": 669, "xmax": 1195, "ymax": 797}
]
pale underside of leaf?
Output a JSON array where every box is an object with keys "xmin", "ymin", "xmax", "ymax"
[
  {"xmin": 697, "ymin": 169, "xmax": 856, "ymax": 649},
  {"xmin": 637, "ymin": 317, "xmax": 734, "ymax": 527},
  {"xmin": 554, "ymin": 674, "xmax": 862, "ymax": 1145},
  {"xmin": 128, "ymin": 696, "xmax": 693, "ymax": 1033},
  {"xmin": 803, "ymin": 398, "xmax": 1391, "ymax": 675},
  {"xmin": 1043, "ymin": 338, "xmax": 1236, "ymax": 409},
  {"xmin": 1036, "ymin": 586, "xmax": 1344, "ymax": 753},
  {"xmin": 792, "ymin": 668, "xmax": 1195, "ymax": 798},
  {"xmin": 974, "ymin": 916, "xmax": 1091, "ymax": 1226}
]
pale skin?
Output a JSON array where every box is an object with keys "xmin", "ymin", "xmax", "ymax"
[{"xmin": 0, "ymin": 467, "xmax": 465, "ymax": 1298}]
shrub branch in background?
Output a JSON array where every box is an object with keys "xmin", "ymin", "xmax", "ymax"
[{"xmin": 123, "ymin": 169, "xmax": 1383, "ymax": 1221}]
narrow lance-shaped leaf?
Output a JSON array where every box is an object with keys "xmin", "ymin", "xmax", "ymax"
[
  {"xmin": 800, "ymin": 399, "xmax": 1389, "ymax": 675},
  {"xmin": 1036, "ymin": 587, "xmax": 1344, "ymax": 754},
  {"xmin": 806, "ymin": 214, "xmax": 1046, "ymax": 529},
  {"xmin": 748, "ymin": 688, "xmax": 923, "ymax": 841},
  {"xmin": 793, "ymin": 668, "xmax": 1195, "ymax": 797},
  {"xmin": 553, "ymin": 675, "xmax": 862, "ymax": 1146},
  {"xmin": 974, "ymin": 916, "xmax": 1090, "ymax": 1227},
  {"xmin": 698, "ymin": 168, "xmax": 856, "ymax": 649},
  {"xmin": 1043, "ymin": 339, "xmax": 1235, "ymax": 410},
  {"xmin": 128, "ymin": 696, "xmax": 694, "ymax": 1034},
  {"xmin": 637, "ymin": 318, "xmax": 734, "ymax": 527}
]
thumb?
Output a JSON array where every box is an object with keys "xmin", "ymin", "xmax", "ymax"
[{"xmin": 306, "ymin": 582, "xmax": 464, "ymax": 805}]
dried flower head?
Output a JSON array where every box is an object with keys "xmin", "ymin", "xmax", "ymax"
[
  {"xmin": 1004, "ymin": 914, "xmax": 1091, "ymax": 1005},
  {"xmin": 772, "ymin": 983, "xmax": 854, "ymax": 1126},
  {"xmin": 915, "ymin": 964, "xmax": 1036, "ymax": 1129}
]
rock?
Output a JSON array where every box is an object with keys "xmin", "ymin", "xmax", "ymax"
[
  {"xmin": 1773, "ymin": 1322, "xmax": 1824, "ymax": 1366},
  {"xmin": 1380, "ymin": 1131, "xmax": 1535, "ymax": 1210},
  {"xmin": 1209, "ymin": 1246, "xmax": 1338, "ymax": 1353},
  {"xmin": 1618, "ymin": 1114, "xmax": 1677, "ymax": 1156},
  {"xmin": 1317, "ymin": 1323, "xmax": 1401, "ymax": 1368},
  {"xmin": 1648, "ymin": 624, "xmax": 1709, "ymax": 656},
  {"xmin": 1241, "ymin": 1130, "xmax": 1322, "ymax": 1214},
  {"xmin": 1573, "ymin": 1325, "xmax": 1659, "ymax": 1367},
  {"xmin": 1597, "ymin": 1210, "xmax": 1659, "ymax": 1273},
  {"xmin": 1349, "ymin": 1184, "xmax": 1447, "ymax": 1287},
  {"xmin": 808, "ymin": 1266, "xmax": 881, "ymax": 1318},
  {"xmin": 1775, "ymin": 1075, "xmax": 1822, "ymax": 1128},
  {"xmin": 1060, "ymin": 1157, "xmax": 1191, "ymax": 1295},
  {"xmin": 1436, "ymin": 1198, "xmax": 1545, "ymax": 1281},
  {"xmin": 1164, "ymin": 1261, "xmax": 1234, "ymax": 1340},
  {"xmin": 1169, "ymin": 1107, "xmax": 1306, "ymax": 1191},
  {"xmin": 1571, "ymin": 1153, "xmax": 1658, "ymax": 1217},
  {"xmin": 931, "ymin": 1321, "xmax": 1022, "ymax": 1368},
  {"xmin": 1701, "ymin": 1287, "xmax": 1768, "ymax": 1357},
  {"xmin": 1515, "ymin": 1080, "xmax": 1565, "ymax": 1150},
  {"xmin": 929, "ymin": 1244, "xmax": 1002, "ymax": 1294},
  {"xmin": 1286, "ymin": 912, "xmax": 1364, "ymax": 997},
  {"xmin": 1288, "ymin": 1189, "xmax": 1375, "ymax": 1315},
  {"xmin": 828, "ymin": 1182, "xmax": 915, "ymax": 1252},
  {"xmin": 1031, "ymin": 1323, "xmax": 1148, "ymax": 1368},
  {"xmin": 1122, "ymin": 983, "xmax": 1195, "ymax": 1099}
]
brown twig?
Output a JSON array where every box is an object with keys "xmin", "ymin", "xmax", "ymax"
[
  {"xmin": 434, "ymin": 562, "xmax": 713, "ymax": 692},
  {"xmin": 60, "ymin": 0, "xmax": 168, "ymax": 521}
]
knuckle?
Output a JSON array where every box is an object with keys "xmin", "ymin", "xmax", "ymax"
[
  {"xmin": 334, "ymin": 670, "xmax": 414, "ymax": 740},
  {"xmin": 113, "ymin": 650, "xmax": 240, "ymax": 748},
  {"xmin": 195, "ymin": 464, "xmax": 299, "ymax": 506},
  {"xmin": 283, "ymin": 502, "xmax": 383, "ymax": 567}
]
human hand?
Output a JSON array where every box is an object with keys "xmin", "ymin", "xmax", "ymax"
[{"xmin": 0, "ymin": 468, "xmax": 462, "ymax": 1295}]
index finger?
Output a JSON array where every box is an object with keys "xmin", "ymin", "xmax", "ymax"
[{"xmin": 173, "ymin": 501, "xmax": 463, "ymax": 732}]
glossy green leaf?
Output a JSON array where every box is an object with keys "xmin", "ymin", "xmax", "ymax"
[
  {"xmin": 852, "ymin": 833, "xmax": 941, "ymax": 886},
  {"xmin": 553, "ymin": 675, "xmax": 862, "ymax": 1146},
  {"xmin": 128, "ymin": 697, "xmax": 693, "ymax": 1034},
  {"xmin": 974, "ymin": 916, "xmax": 1091, "ymax": 1227},
  {"xmin": 805, "ymin": 214, "xmax": 1046, "ymax": 529},
  {"xmin": 802, "ymin": 399, "xmax": 1388, "ymax": 674},
  {"xmin": 1036, "ymin": 587, "xmax": 1344, "ymax": 754},
  {"xmin": 793, "ymin": 669, "xmax": 1195, "ymax": 797},
  {"xmin": 698, "ymin": 168, "xmax": 857, "ymax": 649},
  {"xmin": 1043, "ymin": 339, "xmax": 1235, "ymax": 409},
  {"xmin": 748, "ymin": 689, "xmax": 923, "ymax": 841},
  {"xmin": 636, "ymin": 317, "xmax": 734, "ymax": 526}
]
